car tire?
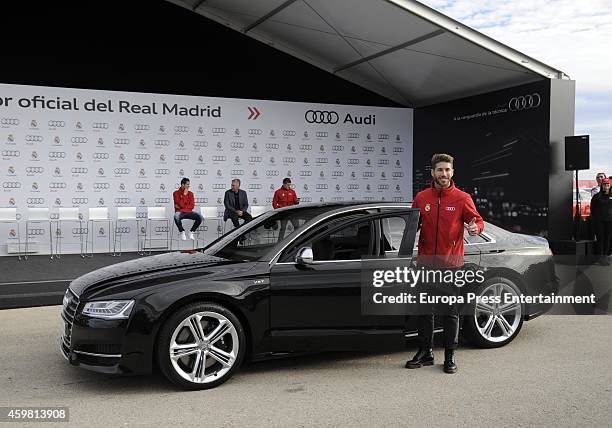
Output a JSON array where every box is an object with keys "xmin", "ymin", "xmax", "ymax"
[
  {"xmin": 462, "ymin": 276, "xmax": 524, "ymax": 348},
  {"xmin": 157, "ymin": 301, "xmax": 246, "ymax": 390}
]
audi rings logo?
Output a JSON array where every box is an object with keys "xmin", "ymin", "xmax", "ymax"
[
  {"xmin": 248, "ymin": 129, "xmax": 262, "ymax": 136},
  {"xmin": 27, "ymin": 167, "xmax": 44, "ymax": 174},
  {"xmin": 155, "ymin": 198, "xmax": 169, "ymax": 204},
  {"xmin": 154, "ymin": 169, "xmax": 170, "ymax": 175},
  {"xmin": 348, "ymin": 133, "xmax": 359, "ymax": 139},
  {"xmin": 193, "ymin": 141, "xmax": 208, "ymax": 148},
  {"xmin": 378, "ymin": 133, "xmax": 389, "ymax": 140},
  {"xmin": 266, "ymin": 170, "xmax": 279, "ymax": 177},
  {"xmin": 509, "ymin": 93, "xmax": 541, "ymax": 111},
  {"xmin": 28, "ymin": 228, "xmax": 45, "ymax": 236},
  {"xmin": 283, "ymin": 157, "xmax": 295, "ymax": 163},
  {"xmin": 71, "ymin": 167, "xmax": 88, "ymax": 174},
  {"xmin": 393, "ymin": 147, "xmax": 404, "ymax": 153},
  {"xmin": 71, "ymin": 137, "xmax": 88, "ymax": 144},
  {"xmin": 48, "ymin": 120, "xmax": 65, "ymax": 128},
  {"xmin": 212, "ymin": 156, "xmax": 227, "ymax": 162},
  {"xmin": 282, "ymin": 130, "xmax": 297, "ymax": 137},
  {"xmin": 248, "ymin": 184, "xmax": 263, "ymax": 190},
  {"xmin": 316, "ymin": 184, "xmax": 328, "ymax": 190},
  {"xmin": 94, "ymin": 183, "xmax": 110, "ymax": 190},
  {"xmin": 392, "ymin": 172, "xmax": 404, "ymax": 178},
  {"xmin": 378, "ymin": 159, "xmax": 389, "ymax": 165},
  {"xmin": 72, "ymin": 198, "xmax": 89, "ymax": 205},
  {"xmin": 193, "ymin": 169, "xmax": 208, "ymax": 176},
  {"xmin": 332, "ymin": 145, "xmax": 344, "ymax": 152},
  {"xmin": 175, "ymin": 155, "xmax": 189, "ymax": 161},
  {"xmin": 26, "ymin": 135, "xmax": 43, "ymax": 142},
  {"xmin": 135, "ymin": 124, "xmax": 150, "ymax": 131},
  {"xmin": 316, "ymin": 158, "xmax": 328, "ymax": 164},
  {"xmin": 174, "ymin": 125, "xmax": 189, "ymax": 133},
  {"xmin": 305, "ymin": 110, "xmax": 339, "ymax": 124},
  {"xmin": 114, "ymin": 168, "xmax": 130, "ymax": 175},
  {"xmin": 92, "ymin": 122, "xmax": 109, "ymax": 129},
  {"xmin": 49, "ymin": 182, "xmax": 67, "ymax": 189},
  {"xmin": 248, "ymin": 157, "xmax": 262, "ymax": 163},
  {"xmin": 115, "ymin": 226, "xmax": 131, "ymax": 234},
  {"xmin": 212, "ymin": 184, "xmax": 225, "ymax": 190},
  {"xmin": 155, "ymin": 139, "xmax": 170, "ymax": 147},
  {"xmin": 378, "ymin": 185, "xmax": 390, "ymax": 190},
  {"xmin": 212, "ymin": 128, "xmax": 226, "ymax": 134},
  {"xmin": 135, "ymin": 153, "xmax": 151, "ymax": 161},
  {"xmin": 27, "ymin": 198, "xmax": 44, "ymax": 205},
  {"xmin": 266, "ymin": 143, "xmax": 280, "ymax": 150},
  {"xmin": 231, "ymin": 170, "xmax": 244, "ymax": 176},
  {"xmin": 72, "ymin": 228, "xmax": 88, "ymax": 235},
  {"xmin": 231, "ymin": 142, "xmax": 244, "ymax": 149},
  {"xmin": 316, "ymin": 132, "xmax": 328, "ymax": 138},
  {"xmin": 299, "ymin": 144, "xmax": 312, "ymax": 151},
  {"xmin": 300, "ymin": 171, "xmax": 312, "ymax": 177},
  {"xmin": 1, "ymin": 118, "xmax": 19, "ymax": 125},
  {"xmin": 3, "ymin": 182, "xmax": 20, "ymax": 189},
  {"xmin": 114, "ymin": 138, "xmax": 130, "ymax": 145},
  {"xmin": 363, "ymin": 172, "xmax": 375, "ymax": 178},
  {"xmin": 114, "ymin": 198, "xmax": 130, "ymax": 205},
  {"xmin": 363, "ymin": 146, "xmax": 374, "ymax": 153},
  {"xmin": 347, "ymin": 159, "xmax": 360, "ymax": 165}
]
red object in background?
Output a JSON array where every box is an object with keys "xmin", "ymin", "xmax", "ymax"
[{"xmin": 572, "ymin": 188, "xmax": 592, "ymax": 220}]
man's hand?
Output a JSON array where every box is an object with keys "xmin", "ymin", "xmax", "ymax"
[
  {"xmin": 236, "ymin": 210, "xmax": 243, "ymax": 217},
  {"xmin": 467, "ymin": 218, "xmax": 479, "ymax": 236},
  {"xmin": 174, "ymin": 204, "xmax": 181, "ymax": 210}
]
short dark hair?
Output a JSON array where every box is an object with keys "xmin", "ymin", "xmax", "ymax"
[
  {"xmin": 283, "ymin": 177, "xmax": 291, "ymax": 184},
  {"xmin": 180, "ymin": 177, "xmax": 190, "ymax": 185},
  {"xmin": 431, "ymin": 153, "xmax": 454, "ymax": 169},
  {"xmin": 232, "ymin": 178, "xmax": 241, "ymax": 185}
]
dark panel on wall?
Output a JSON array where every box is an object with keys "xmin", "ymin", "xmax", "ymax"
[
  {"xmin": 414, "ymin": 80, "xmax": 551, "ymax": 236},
  {"xmin": 0, "ymin": 1, "xmax": 398, "ymax": 107}
]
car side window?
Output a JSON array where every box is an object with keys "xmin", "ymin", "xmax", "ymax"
[
  {"xmin": 381, "ymin": 216, "xmax": 407, "ymax": 253},
  {"xmin": 310, "ymin": 220, "xmax": 373, "ymax": 261}
]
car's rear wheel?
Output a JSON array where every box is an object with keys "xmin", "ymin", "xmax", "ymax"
[
  {"xmin": 462, "ymin": 277, "xmax": 524, "ymax": 348},
  {"xmin": 157, "ymin": 302, "xmax": 246, "ymax": 390}
]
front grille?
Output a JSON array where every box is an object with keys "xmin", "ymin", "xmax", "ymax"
[{"xmin": 61, "ymin": 288, "xmax": 79, "ymax": 349}]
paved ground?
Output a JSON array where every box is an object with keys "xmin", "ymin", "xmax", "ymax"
[{"xmin": 0, "ymin": 306, "xmax": 611, "ymax": 427}]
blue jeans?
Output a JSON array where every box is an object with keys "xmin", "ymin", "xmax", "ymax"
[{"xmin": 174, "ymin": 211, "xmax": 203, "ymax": 232}]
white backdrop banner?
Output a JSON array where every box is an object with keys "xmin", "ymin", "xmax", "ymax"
[{"xmin": 0, "ymin": 83, "xmax": 413, "ymax": 255}]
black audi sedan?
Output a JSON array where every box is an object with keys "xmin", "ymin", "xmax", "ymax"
[{"xmin": 60, "ymin": 202, "xmax": 557, "ymax": 389}]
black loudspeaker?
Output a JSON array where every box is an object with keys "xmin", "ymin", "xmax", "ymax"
[{"xmin": 565, "ymin": 135, "xmax": 590, "ymax": 170}]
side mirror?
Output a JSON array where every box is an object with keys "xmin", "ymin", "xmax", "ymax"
[{"xmin": 295, "ymin": 247, "xmax": 314, "ymax": 265}]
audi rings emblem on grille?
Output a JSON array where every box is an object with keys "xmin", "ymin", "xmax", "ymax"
[{"xmin": 305, "ymin": 110, "xmax": 339, "ymax": 124}]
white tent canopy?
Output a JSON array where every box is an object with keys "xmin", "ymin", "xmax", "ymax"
[{"xmin": 167, "ymin": 0, "xmax": 568, "ymax": 107}]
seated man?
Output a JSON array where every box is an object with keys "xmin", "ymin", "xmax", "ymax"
[
  {"xmin": 223, "ymin": 178, "xmax": 253, "ymax": 228},
  {"xmin": 173, "ymin": 177, "xmax": 202, "ymax": 240}
]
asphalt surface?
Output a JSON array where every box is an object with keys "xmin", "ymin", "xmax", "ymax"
[{"xmin": 0, "ymin": 306, "xmax": 611, "ymax": 427}]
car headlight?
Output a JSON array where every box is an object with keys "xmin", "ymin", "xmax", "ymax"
[{"xmin": 81, "ymin": 300, "xmax": 135, "ymax": 319}]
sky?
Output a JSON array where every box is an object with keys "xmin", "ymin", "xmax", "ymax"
[{"xmin": 419, "ymin": 0, "xmax": 612, "ymax": 181}]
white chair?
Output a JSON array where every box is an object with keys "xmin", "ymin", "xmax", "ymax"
[
  {"xmin": 144, "ymin": 207, "xmax": 170, "ymax": 255},
  {"xmin": 55, "ymin": 207, "xmax": 84, "ymax": 258},
  {"xmin": 25, "ymin": 207, "xmax": 53, "ymax": 260},
  {"xmin": 85, "ymin": 207, "xmax": 112, "ymax": 257},
  {"xmin": 113, "ymin": 207, "xmax": 141, "ymax": 256},
  {"xmin": 193, "ymin": 206, "xmax": 222, "ymax": 248},
  {"xmin": 0, "ymin": 208, "xmax": 21, "ymax": 260}
]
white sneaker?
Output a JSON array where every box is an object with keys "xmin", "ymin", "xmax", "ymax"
[
  {"xmin": 180, "ymin": 231, "xmax": 187, "ymax": 241},
  {"xmin": 188, "ymin": 232, "xmax": 195, "ymax": 240}
]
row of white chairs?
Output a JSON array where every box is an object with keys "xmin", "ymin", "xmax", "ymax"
[{"xmin": 0, "ymin": 205, "xmax": 271, "ymax": 260}]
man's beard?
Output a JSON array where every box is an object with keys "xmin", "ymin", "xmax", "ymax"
[{"xmin": 435, "ymin": 176, "xmax": 450, "ymax": 188}]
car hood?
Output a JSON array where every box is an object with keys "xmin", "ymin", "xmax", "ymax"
[{"xmin": 69, "ymin": 252, "xmax": 234, "ymax": 297}]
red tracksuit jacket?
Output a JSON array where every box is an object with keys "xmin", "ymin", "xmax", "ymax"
[
  {"xmin": 173, "ymin": 189, "xmax": 195, "ymax": 213},
  {"xmin": 412, "ymin": 181, "xmax": 484, "ymax": 266},
  {"xmin": 272, "ymin": 187, "xmax": 298, "ymax": 209}
]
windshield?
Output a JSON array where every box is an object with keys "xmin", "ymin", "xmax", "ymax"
[{"xmin": 202, "ymin": 206, "xmax": 341, "ymax": 261}]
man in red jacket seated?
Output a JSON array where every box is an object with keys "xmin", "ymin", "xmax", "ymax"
[
  {"xmin": 405, "ymin": 153, "xmax": 484, "ymax": 374},
  {"xmin": 172, "ymin": 177, "xmax": 202, "ymax": 240},
  {"xmin": 272, "ymin": 177, "xmax": 300, "ymax": 209}
]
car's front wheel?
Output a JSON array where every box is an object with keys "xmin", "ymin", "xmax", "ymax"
[
  {"xmin": 157, "ymin": 302, "xmax": 246, "ymax": 390},
  {"xmin": 462, "ymin": 277, "xmax": 524, "ymax": 348}
]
